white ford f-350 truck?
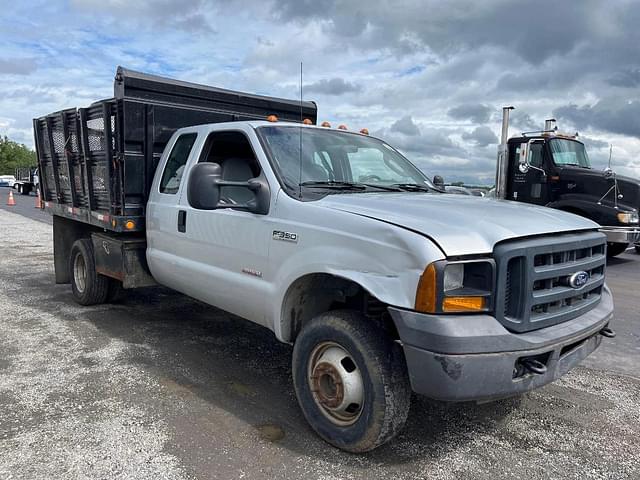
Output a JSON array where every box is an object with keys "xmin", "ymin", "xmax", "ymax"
[{"xmin": 35, "ymin": 68, "xmax": 615, "ymax": 452}]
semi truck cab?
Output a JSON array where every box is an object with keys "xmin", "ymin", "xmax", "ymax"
[{"xmin": 500, "ymin": 116, "xmax": 640, "ymax": 257}]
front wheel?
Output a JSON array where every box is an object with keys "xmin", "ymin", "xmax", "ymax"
[
  {"xmin": 69, "ymin": 239, "xmax": 110, "ymax": 305},
  {"xmin": 292, "ymin": 310, "xmax": 411, "ymax": 452}
]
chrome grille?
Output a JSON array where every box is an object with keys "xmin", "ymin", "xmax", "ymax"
[{"xmin": 495, "ymin": 231, "xmax": 606, "ymax": 333}]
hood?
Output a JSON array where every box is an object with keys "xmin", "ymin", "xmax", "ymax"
[
  {"xmin": 318, "ymin": 193, "xmax": 599, "ymax": 256},
  {"xmin": 558, "ymin": 166, "xmax": 640, "ymax": 210}
]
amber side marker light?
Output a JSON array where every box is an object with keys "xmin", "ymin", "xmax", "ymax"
[
  {"xmin": 442, "ymin": 296, "xmax": 486, "ymax": 312},
  {"xmin": 415, "ymin": 263, "xmax": 437, "ymax": 313},
  {"xmin": 124, "ymin": 220, "xmax": 136, "ymax": 230}
]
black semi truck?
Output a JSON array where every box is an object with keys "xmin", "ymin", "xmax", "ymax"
[{"xmin": 495, "ymin": 107, "xmax": 640, "ymax": 256}]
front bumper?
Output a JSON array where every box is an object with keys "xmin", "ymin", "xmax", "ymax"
[
  {"xmin": 388, "ymin": 285, "xmax": 614, "ymax": 402},
  {"xmin": 599, "ymin": 226, "xmax": 640, "ymax": 244}
]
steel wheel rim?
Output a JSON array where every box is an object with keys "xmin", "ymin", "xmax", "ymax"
[
  {"xmin": 73, "ymin": 253, "xmax": 87, "ymax": 294},
  {"xmin": 307, "ymin": 341, "xmax": 364, "ymax": 426}
]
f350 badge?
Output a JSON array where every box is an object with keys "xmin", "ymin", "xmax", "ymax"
[{"xmin": 272, "ymin": 230, "xmax": 298, "ymax": 243}]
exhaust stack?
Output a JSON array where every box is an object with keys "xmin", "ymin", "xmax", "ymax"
[
  {"xmin": 544, "ymin": 118, "xmax": 556, "ymax": 132},
  {"xmin": 495, "ymin": 106, "xmax": 514, "ymax": 200}
]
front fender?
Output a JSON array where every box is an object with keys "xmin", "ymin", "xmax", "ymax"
[{"xmin": 268, "ymin": 222, "xmax": 444, "ymax": 342}]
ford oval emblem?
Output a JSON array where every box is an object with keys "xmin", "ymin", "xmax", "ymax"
[{"xmin": 568, "ymin": 271, "xmax": 590, "ymax": 289}]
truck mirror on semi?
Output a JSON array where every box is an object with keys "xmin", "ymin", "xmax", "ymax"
[{"xmin": 33, "ymin": 68, "xmax": 617, "ymax": 452}]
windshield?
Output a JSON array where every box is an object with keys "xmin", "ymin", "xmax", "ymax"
[
  {"xmin": 258, "ymin": 126, "xmax": 433, "ymax": 197},
  {"xmin": 549, "ymin": 138, "xmax": 591, "ymax": 168}
]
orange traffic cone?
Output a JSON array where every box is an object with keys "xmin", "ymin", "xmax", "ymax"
[
  {"xmin": 7, "ymin": 190, "xmax": 16, "ymax": 206},
  {"xmin": 35, "ymin": 190, "xmax": 42, "ymax": 209}
]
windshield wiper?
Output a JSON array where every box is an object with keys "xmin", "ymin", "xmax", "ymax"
[
  {"xmin": 360, "ymin": 183, "xmax": 403, "ymax": 191},
  {"xmin": 300, "ymin": 181, "xmax": 367, "ymax": 190},
  {"xmin": 389, "ymin": 183, "xmax": 432, "ymax": 192}
]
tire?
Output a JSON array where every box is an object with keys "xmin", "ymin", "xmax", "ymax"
[
  {"xmin": 292, "ymin": 310, "xmax": 411, "ymax": 452},
  {"xmin": 69, "ymin": 239, "xmax": 110, "ymax": 305},
  {"xmin": 607, "ymin": 242, "xmax": 628, "ymax": 257}
]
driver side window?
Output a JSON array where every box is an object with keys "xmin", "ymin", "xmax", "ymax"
[{"xmin": 528, "ymin": 143, "xmax": 543, "ymax": 168}]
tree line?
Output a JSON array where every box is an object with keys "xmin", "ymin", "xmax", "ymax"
[{"xmin": 0, "ymin": 136, "xmax": 37, "ymax": 175}]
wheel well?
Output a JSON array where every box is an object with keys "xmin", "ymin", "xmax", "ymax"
[
  {"xmin": 53, "ymin": 215, "xmax": 101, "ymax": 284},
  {"xmin": 281, "ymin": 273, "xmax": 399, "ymax": 343}
]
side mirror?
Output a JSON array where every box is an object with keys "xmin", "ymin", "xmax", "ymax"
[
  {"xmin": 433, "ymin": 175, "xmax": 445, "ymax": 188},
  {"xmin": 518, "ymin": 142, "xmax": 530, "ymax": 173},
  {"xmin": 188, "ymin": 162, "xmax": 222, "ymax": 209},
  {"xmin": 187, "ymin": 162, "xmax": 270, "ymax": 214}
]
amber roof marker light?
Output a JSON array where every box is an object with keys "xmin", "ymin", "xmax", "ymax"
[
  {"xmin": 321, "ymin": 121, "xmax": 331, "ymax": 127},
  {"xmin": 267, "ymin": 114, "xmax": 278, "ymax": 122}
]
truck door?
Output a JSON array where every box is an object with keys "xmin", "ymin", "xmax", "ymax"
[
  {"xmin": 509, "ymin": 140, "xmax": 549, "ymax": 205},
  {"xmin": 173, "ymin": 128, "xmax": 272, "ymax": 326}
]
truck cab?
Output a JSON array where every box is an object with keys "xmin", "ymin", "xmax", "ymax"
[{"xmin": 504, "ymin": 125, "xmax": 640, "ymax": 256}]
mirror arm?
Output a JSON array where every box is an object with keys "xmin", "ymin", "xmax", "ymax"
[
  {"xmin": 528, "ymin": 164, "xmax": 547, "ymax": 177},
  {"xmin": 215, "ymin": 180, "xmax": 262, "ymax": 191}
]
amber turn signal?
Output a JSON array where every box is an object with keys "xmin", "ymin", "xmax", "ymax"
[
  {"xmin": 415, "ymin": 263, "xmax": 437, "ymax": 313},
  {"xmin": 442, "ymin": 296, "xmax": 486, "ymax": 312},
  {"xmin": 125, "ymin": 220, "xmax": 136, "ymax": 230}
]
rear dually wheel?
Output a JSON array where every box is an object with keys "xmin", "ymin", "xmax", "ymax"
[{"xmin": 69, "ymin": 239, "xmax": 110, "ymax": 305}]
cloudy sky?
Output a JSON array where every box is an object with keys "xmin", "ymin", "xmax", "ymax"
[{"xmin": 1, "ymin": 0, "xmax": 639, "ymax": 184}]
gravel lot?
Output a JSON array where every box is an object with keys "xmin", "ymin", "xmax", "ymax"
[{"xmin": 0, "ymin": 202, "xmax": 639, "ymax": 479}]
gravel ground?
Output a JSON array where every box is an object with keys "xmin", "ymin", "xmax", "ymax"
[{"xmin": 0, "ymin": 207, "xmax": 639, "ymax": 480}]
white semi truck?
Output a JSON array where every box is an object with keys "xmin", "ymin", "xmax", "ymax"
[{"xmin": 34, "ymin": 68, "xmax": 616, "ymax": 452}]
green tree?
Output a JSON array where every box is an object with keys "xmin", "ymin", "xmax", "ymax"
[{"xmin": 0, "ymin": 136, "xmax": 37, "ymax": 175}]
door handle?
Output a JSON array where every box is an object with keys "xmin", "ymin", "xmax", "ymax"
[{"xmin": 178, "ymin": 210, "xmax": 187, "ymax": 233}]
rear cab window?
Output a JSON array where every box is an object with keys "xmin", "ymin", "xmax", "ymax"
[{"xmin": 159, "ymin": 133, "xmax": 198, "ymax": 194}]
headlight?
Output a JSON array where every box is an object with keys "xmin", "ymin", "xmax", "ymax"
[
  {"xmin": 415, "ymin": 260, "xmax": 494, "ymax": 314},
  {"xmin": 617, "ymin": 211, "xmax": 639, "ymax": 224}
]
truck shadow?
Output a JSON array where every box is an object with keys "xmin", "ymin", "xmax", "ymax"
[
  {"xmin": 73, "ymin": 286, "xmax": 521, "ymax": 465},
  {"xmin": 606, "ymin": 255, "xmax": 636, "ymax": 266}
]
